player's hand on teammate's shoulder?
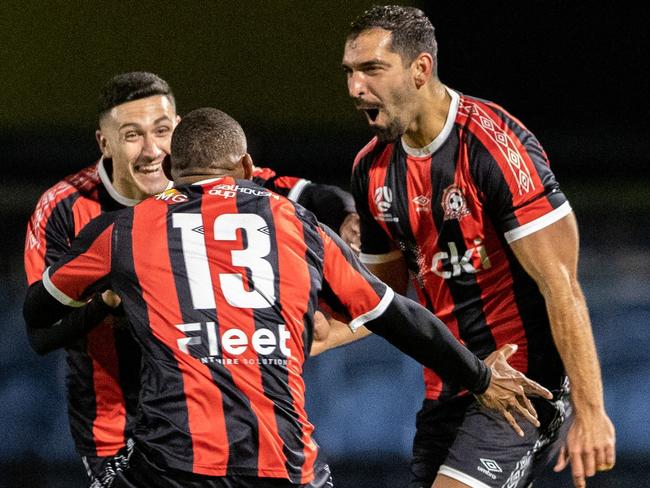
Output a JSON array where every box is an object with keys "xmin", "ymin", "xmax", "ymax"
[
  {"xmin": 339, "ymin": 212, "xmax": 361, "ymax": 254},
  {"xmin": 475, "ymin": 343, "xmax": 553, "ymax": 437}
]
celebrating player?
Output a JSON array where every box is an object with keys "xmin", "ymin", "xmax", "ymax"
[
  {"xmin": 337, "ymin": 5, "xmax": 615, "ymax": 488},
  {"xmin": 24, "ymin": 107, "xmax": 552, "ymax": 487},
  {"xmin": 23, "ymin": 71, "xmax": 359, "ymax": 487}
]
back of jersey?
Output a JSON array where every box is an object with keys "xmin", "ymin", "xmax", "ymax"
[{"xmin": 111, "ymin": 177, "xmax": 321, "ymax": 482}]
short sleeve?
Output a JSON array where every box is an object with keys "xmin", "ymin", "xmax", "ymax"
[
  {"xmin": 318, "ymin": 224, "xmax": 393, "ymax": 331},
  {"xmin": 44, "ymin": 212, "xmax": 116, "ymax": 306}
]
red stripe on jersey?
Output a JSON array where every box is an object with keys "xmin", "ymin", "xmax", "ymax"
[
  {"xmin": 252, "ymin": 166, "xmax": 277, "ymax": 180},
  {"xmin": 273, "ymin": 176, "xmax": 303, "ymax": 192},
  {"xmin": 203, "ymin": 196, "xmax": 289, "ymax": 478},
  {"xmin": 72, "ymin": 197, "xmax": 102, "ymax": 239},
  {"xmin": 459, "ymin": 98, "xmax": 546, "ymax": 208},
  {"xmin": 87, "ymin": 319, "xmax": 127, "ymax": 456},
  {"xmin": 318, "ymin": 227, "xmax": 384, "ymax": 317},
  {"xmin": 131, "ymin": 202, "xmax": 230, "ymax": 475},
  {"xmin": 24, "ymin": 182, "xmax": 79, "ymax": 284},
  {"xmin": 49, "ymin": 224, "xmax": 114, "ymax": 300},
  {"xmin": 454, "ymin": 143, "xmax": 529, "ymax": 372},
  {"xmin": 513, "ymin": 196, "xmax": 555, "ymax": 226},
  {"xmin": 403, "ymin": 156, "xmax": 462, "ymax": 400},
  {"xmin": 352, "ymin": 136, "xmax": 379, "ymax": 170},
  {"xmin": 269, "ymin": 197, "xmax": 317, "ymax": 483},
  {"xmin": 365, "ymin": 145, "xmax": 394, "ymax": 238}
]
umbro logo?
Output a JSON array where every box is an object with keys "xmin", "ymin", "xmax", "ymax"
[
  {"xmin": 258, "ymin": 226, "xmax": 270, "ymax": 235},
  {"xmin": 477, "ymin": 458, "xmax": 502, "ymax": 480},
  {"xmin": 412, "ymin": 195, "xmax": 431, "ymax": 212},
  {"xmin": 480, "ymin": 459, "xmax": 502, "ymax": 473},
  {"xmin": 192, "ymin": 226, "xmax": 204, "ymax": 235}
]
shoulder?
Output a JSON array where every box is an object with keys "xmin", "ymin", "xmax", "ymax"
[{"xmin": 353, "ymin": 136, "xmax": 392, "ymax": 170}]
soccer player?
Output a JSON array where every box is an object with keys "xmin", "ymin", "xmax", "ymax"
[
  {"xmin": 337, "ymin": 6, "xmax": 615, "ymax": 488},
  {"xmin": 24, "ymin": 107, "xmax": 552, "ymax": 488},
  {"xmin": 24, "ymin": 71, "xmax": 179, "ymax": 487},
  {"xmin": 23, "ymin": 73, "xmax": 360, "ymax": 486}
]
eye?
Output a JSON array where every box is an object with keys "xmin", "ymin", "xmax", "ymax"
[
  {"xmin": 155, "ymin": 126, "xmax": 171, "ymax": 136},
  {"xmin": 124, "ymin": 131, "xmax": 139, "ymax": 141}
]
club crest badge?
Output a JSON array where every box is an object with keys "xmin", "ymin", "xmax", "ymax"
[{"xmin": 441, "ymin": 184, "xmax": 470, "ymax": 221}]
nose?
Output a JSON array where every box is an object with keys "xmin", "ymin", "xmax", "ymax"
[
  {"xmin": 141, "ymin": 133, "xmax": 163, "ymax": 159},
  {"xmin": 347, "ymin": 71, "xmax": 366, "ymax": 99}
]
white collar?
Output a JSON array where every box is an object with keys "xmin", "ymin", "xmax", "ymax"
[
  {"xmin": 98, "ymin": 157, "xmax": 173, "ymax": 206},
  {"xmin": 401, "ymin": 86, "xmax": 459, "ymax": 157},
  {"xmin": 190, "ymin": 177, "xmax": 224, "ymax": 186}
]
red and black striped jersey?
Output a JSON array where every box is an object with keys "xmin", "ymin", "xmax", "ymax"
[
  {"xmin": 24, "ymin": 158, "xmax": 143, "ymax": 457},
  {"xmin": 42, "ymin": 177, "xmax": 391, "ymax": 482},
  {"xmin": 352, "ymin": 89, "xmax": 568, "ymax": 401},
  {"xmin": 253, "ymin": 166, "xmax": 356, "ymax": 233}
]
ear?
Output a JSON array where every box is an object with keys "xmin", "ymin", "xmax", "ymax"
[
  {"xmin": 95, "ymin": 129, "xmax": 112, "ymax": 158},
  {"xmin": 412, "ymin": 52, "xmax": 434, "ymax": 89},
  {"xmin": 241, "ymin": 153, "xmax": 254, "ymax": 180}
]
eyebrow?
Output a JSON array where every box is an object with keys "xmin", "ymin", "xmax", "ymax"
[
  {"xmin": 118, "ymin": 115, "xmax": 173, "ymax": 131},
  {"xmin": 342, "ymin": 58, "xmax": 390, "ymax": 70}
]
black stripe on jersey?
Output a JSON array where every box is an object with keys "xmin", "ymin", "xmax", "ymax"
[
  {"xmin": 296, "ymin": 206, "xmax": 324, "ymax": 359},
  {"xmin": 384, "ymin": 145, "xmax": 415, "ymax": 259},
  {"xmin": 66, "ymin": 344, "xmax": 100, "ymax": 455},
  {"xmin": 424, "ymin": 135, "xmax": 497, "ymax": 379},
  {"xmin": 44, "ymin": 193, "xmax": 80, "ymax": 266},
  {"xmin": 237, "ymin": 186, "xmax": 306, "ymax": 483},
  {"xmin": 113, "ymin": 207, "xmax": 193, "ymax": 469},
  {"xmin": 112, "ymin": 320, "xmax": 142, "ymax": 425},
  {"xmin": 162, "ymin": 188, "xmax": 260, "ymax": 475}
]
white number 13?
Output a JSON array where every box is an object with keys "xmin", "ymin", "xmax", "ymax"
[{"xmin": 173, "ymin": 213, "xmax": 275, "ymax": 309}]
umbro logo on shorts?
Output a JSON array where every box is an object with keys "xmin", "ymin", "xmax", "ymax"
[{"xmin": 477, "ymin": 458, "xmax": 502, "ymax": 480}]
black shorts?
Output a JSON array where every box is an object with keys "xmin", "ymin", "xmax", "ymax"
[
  {"xmin": 112, "ymin": 443, "xmax": 333, "ymax": 488},
  {"xmin": 83, "ymin": 438, "xmax": 135, "ymax": 488},
  {"xmin": 409, "ymin": 383, "xmax": 571, "ymax": 488}
]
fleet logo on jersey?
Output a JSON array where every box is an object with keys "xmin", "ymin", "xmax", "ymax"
[
  {"xmin": 477, "ymin": 458, "xmax": 502, "ymax": 480},
  {"xmin": 431, "ymin": 239, "xmax": 492, "ymax": 279},
  {"xmin": 175, "ymin": 322, "xmax": 292, "ymax": 366},
  {"xmin": 412, "ymin": 195, "xmax": 431, "ymax": 213},
  {"xmin": 155, "ymin": 188, "xmax": 189, "ymax": 203},
  {"xmin": 441, "ymin": 184, "xmax": 470, "ymax": 221},
  {"xmin": 373, "ymin": 186, "xmax": 399, "ymax": 222}
]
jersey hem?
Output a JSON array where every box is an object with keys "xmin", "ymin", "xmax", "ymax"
[
  {"xmin": 504, "ymin": 201, "xmax": 572, "ymax": 243},
  {"xmin": 287, "ymin": 178, "xmax": 311, "ymax": 202},
  {"xmin": 359, "ymin": 250, "xmax": 403, "ymax": 264},
  {"xmin": 349, "ymin": 287, "xmax": 394, "ymax": 331},
  {"xmin": 438, "ymin": 465, "xmax": 492, "ymax": 488},
  {"xmin": 43, "ymin": 267, "xmax": 86, "ymax": 307}
]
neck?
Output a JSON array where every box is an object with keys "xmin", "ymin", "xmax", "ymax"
[
  {"xmin": 402, "ymin": 82, "xmax": 451, "ymax": 148},
  {"xmin": 174, "ymin": 172, "xmax": 235, "ymax": 186}
]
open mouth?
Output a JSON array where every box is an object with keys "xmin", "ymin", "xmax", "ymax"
[{"xmin": 365, "ymin": 108, "xmax": 380, "ymax": 122}]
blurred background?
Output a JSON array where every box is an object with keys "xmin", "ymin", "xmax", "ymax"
[{"xmin": 1, "ymin": 1, "xmax": 648, "ymax": 486}]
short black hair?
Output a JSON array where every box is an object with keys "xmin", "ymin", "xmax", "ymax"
[
  {"xmin": 171, "ymin": 107, "xmax": 247, "ymax": 175},
  {"xmin": 348, "ymin": 5, "xmax": 437, "ymax": 67},
  {"xmin": 98, "ymin": 71, "xmax": 175, "ymax": 119}
]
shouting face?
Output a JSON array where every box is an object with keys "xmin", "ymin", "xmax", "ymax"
[{"xmin": 342, "ymin": 28, "xmax": 419, "ymax": 142}]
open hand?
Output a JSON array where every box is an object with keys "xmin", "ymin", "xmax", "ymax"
[
  {"xmin": 339, "ymin": 212, "xmax": 361, "ymax": 253},
  {"xmin": 475, "ymin": 344, "xmax": 553, "ymax": 436}
]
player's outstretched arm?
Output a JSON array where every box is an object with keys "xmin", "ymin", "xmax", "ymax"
[
  {"xmin": 364, "ymin": 293, "xmax": 552, "ymax": 434},
  {"xmin": 509, "ymin": 212, "xmax": 615, "ymax": 488}
]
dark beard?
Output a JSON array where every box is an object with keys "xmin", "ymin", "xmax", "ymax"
[{"xmin": 371, "ymin": 117, "xmax": 406, "ymax": 143}]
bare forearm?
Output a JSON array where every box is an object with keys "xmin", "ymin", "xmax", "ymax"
[
  {"xmin": 545, "ymin": 282, "xmax": 604, "ymax": 413},
  {"xmin": 310, "ymin": 320, "xmax": 372, "ymax": 356}
]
